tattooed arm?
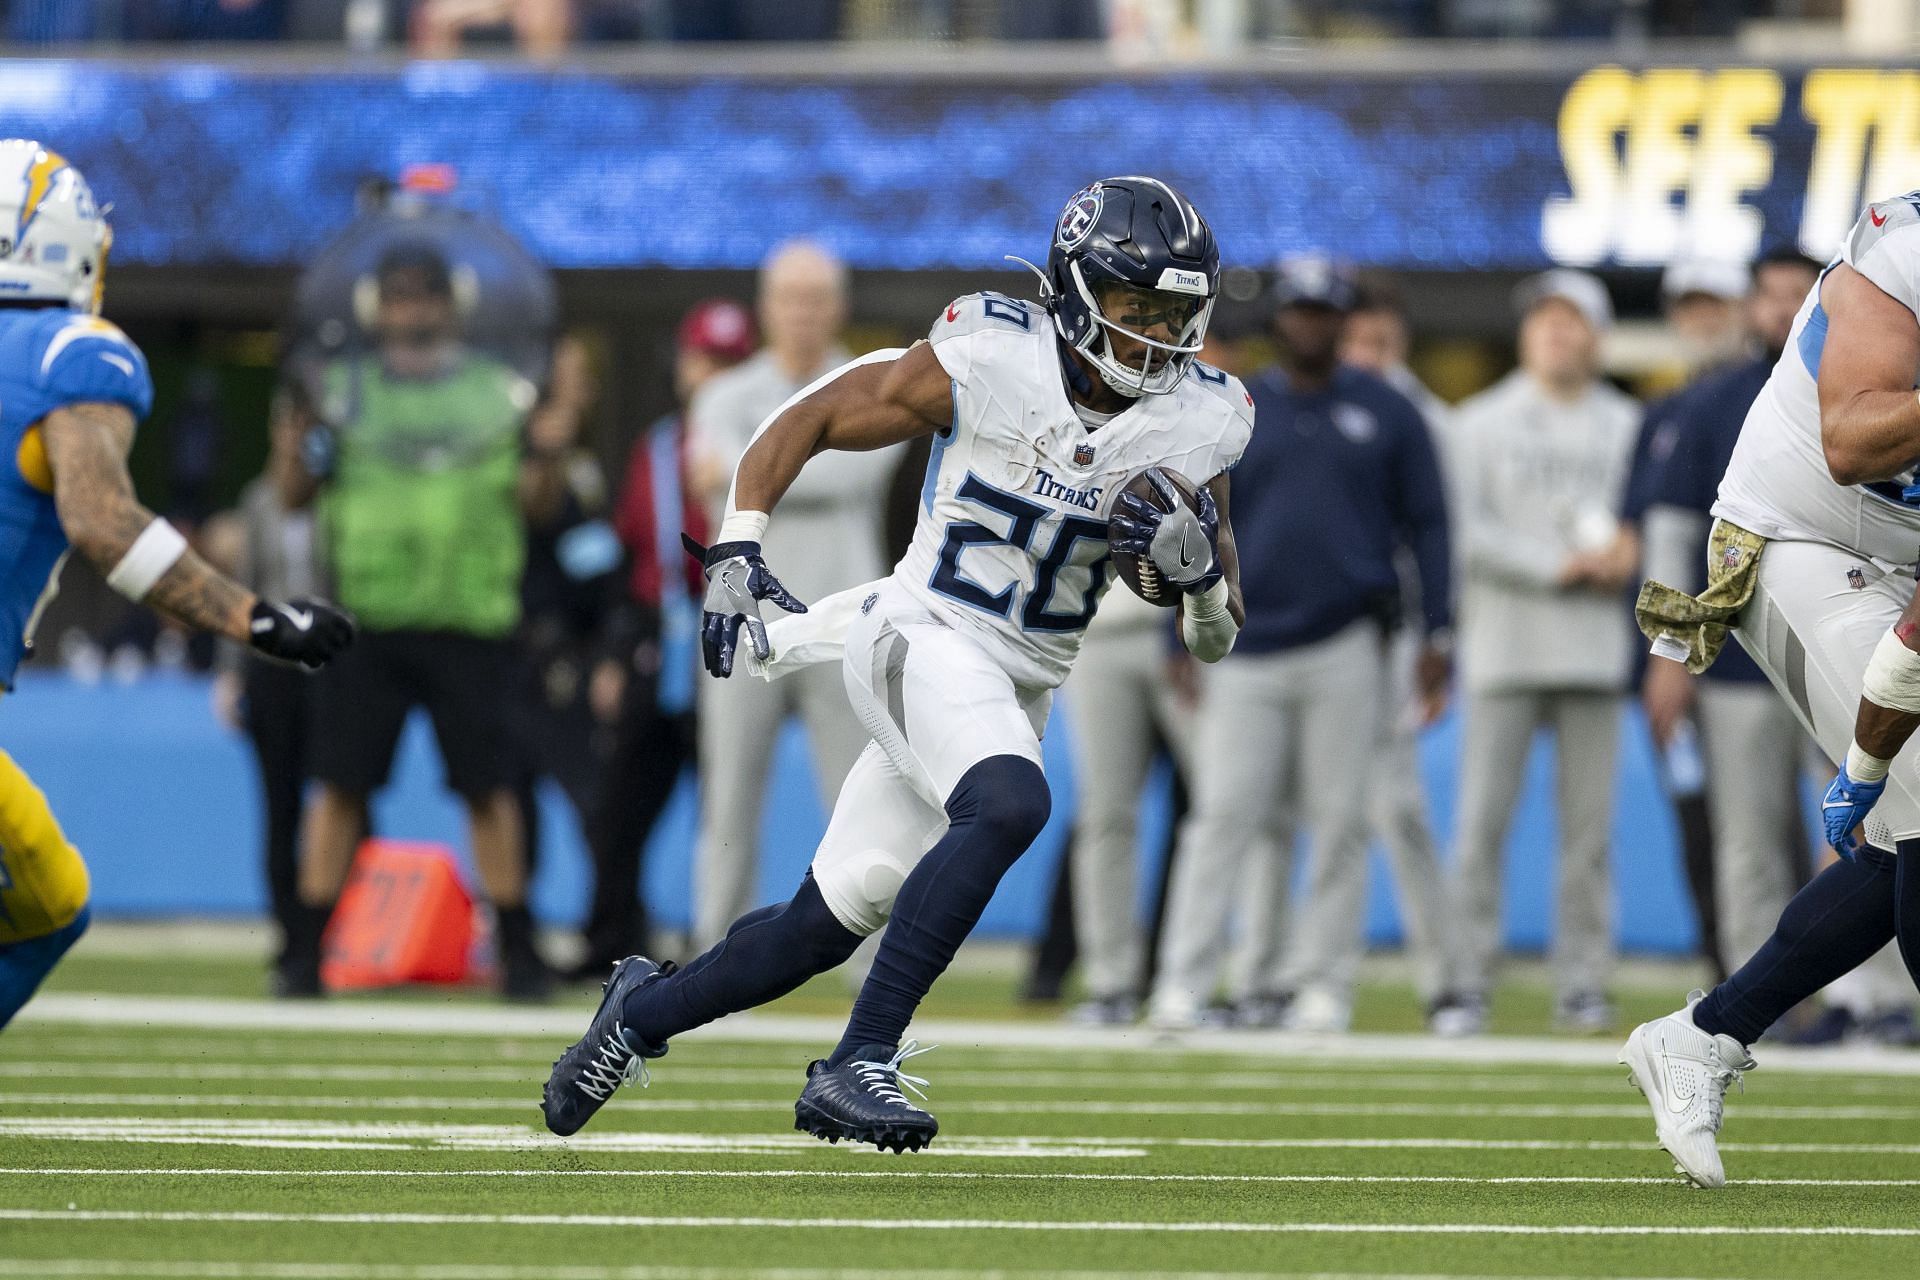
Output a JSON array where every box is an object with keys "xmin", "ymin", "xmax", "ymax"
[{"xmin": 41, "ymin": 401, "xmax": 258, "ymax": 642}]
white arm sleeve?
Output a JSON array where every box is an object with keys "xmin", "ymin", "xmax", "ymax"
[{"xmin": 1180, "ymin": 579, "xmax": 1237, "ymax": 662}]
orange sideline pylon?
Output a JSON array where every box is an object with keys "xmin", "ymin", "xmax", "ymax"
[{"xmin": 321, "ymin": 839, "xmax": 475, "ymax": 990}]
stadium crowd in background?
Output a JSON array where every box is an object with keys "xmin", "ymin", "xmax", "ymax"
[{"xmin": 0, "ymin": 0, "xmax": 1772, "ymax": 54}]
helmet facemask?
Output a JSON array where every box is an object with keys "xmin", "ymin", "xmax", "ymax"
[{"xmin": 1067, "ymin": 261, "xmax": 1213, "ymax": 398}]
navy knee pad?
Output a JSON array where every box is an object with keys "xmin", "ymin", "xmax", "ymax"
[{"xmin": 945, "ymin": 756, "xmax": 1052, "ymax": 865}]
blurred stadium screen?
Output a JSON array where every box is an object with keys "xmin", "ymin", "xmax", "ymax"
[{"xmin": 0, "ymin": 57, "xmax": 1908, "ymax": 272}]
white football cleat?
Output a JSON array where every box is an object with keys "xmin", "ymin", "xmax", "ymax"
[{"xmin": 1618, "ymin": 992, "xmax": 1755, "ymax": 1189}]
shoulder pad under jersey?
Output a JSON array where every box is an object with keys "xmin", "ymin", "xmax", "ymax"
[
  {"xmin": 929, "ymin": 292, "xmax": 1046, "ymax": 343},
  {"xmin": 1176, "ymin": 362, "xmax": 1255, "ymax": 475},
  {"xmin": 1186, "ymin": 362, "xmax": 1256, "ymax": 427},
  {"xmin": 33, "ymin": 314, "xmax": 154, "ymax": 420},
  {"xmin": 1845, "ymin": 193, "xmax": 1920, "ymax": 317}
]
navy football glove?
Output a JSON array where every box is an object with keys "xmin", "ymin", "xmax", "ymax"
[
  {"xmin": 1822, "ymin": 763, "xmax": 1887, "ymax": 861},
  {"xmin": 1109, "ymin": 471, "xmax": 1222, "ymax": 595},
  {"xmin": 682, "ymin": 534, "xmax": 807, "ymax": 678}
]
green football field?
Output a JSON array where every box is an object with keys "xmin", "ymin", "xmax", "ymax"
[{"xmin": 5, "ymin": 941, "xmax": 1920, "ymax": 1280}]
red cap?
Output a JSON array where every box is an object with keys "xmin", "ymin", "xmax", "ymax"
[{"xmin": 677, "ymin": 299, "xmax": 756, "ymax": 363}]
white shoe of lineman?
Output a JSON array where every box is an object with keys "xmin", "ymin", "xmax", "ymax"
[{"xmin": 1618, "ymin": 991, "xmax": 1756, "ymax": 1188}]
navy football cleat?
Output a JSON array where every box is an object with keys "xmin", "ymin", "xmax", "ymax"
[
  {"xmin": 794, "ymin": 1040, "xmax": 939, "ymax": 1153},
  {"xmin": 541, "ymin": 956, "xmax": 673, "ymax": 1137}
]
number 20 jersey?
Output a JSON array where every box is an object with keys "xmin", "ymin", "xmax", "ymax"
[{"xmin": 893, "ymin": 293, "xmax": 1254, "ymax": 691}]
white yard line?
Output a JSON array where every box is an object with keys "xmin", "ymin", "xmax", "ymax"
[
  {"xmin": 0, "ymin": 1262, "xmax": 1750, "ymax": 1280},
  {"xmin": 2, "ymin": 1090, "xmax": 1912, "ymax": 1121},
  {"xmin": 9, "ymin": 1118, "xmax": 1920, "ymax": 1157},
  {"xmin": 10, "ymin": 1167, "xmax": 1920, "ymax": 1187},
  {"xmin": 0, "ymin": 1121, "xmax": 1142, "ymax": 1158},
  {"xmin": 21, "ymin": 993, "xmax": 1920, "ymax": 1076},
  {"xmin": 6, "ymin": 1208, "xmax": 1920, "ymax": 1236},
  {"xmin": 0, "ymin": 1059, "xmax": 1907, "ymax": 1097}
]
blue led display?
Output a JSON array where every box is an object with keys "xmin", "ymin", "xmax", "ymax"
[{"xmin": 0, "ymin": 60, "xmax": 1848, "ymax": 271}]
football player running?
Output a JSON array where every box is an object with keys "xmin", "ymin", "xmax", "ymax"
[
  {"xmin": 0, "ymin": 141, "xmax": 354, "ymax": 1030},
  {"xmin": 544, "ymin": 177, "xmax": 1252, "ymax": 1150},
  {"xmin": 1625, "ymin": 193, "xmax": 1920, "ymax": 1186}
]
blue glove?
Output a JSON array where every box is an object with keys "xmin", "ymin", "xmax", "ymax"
[
  {"xmin": 681, "ymin": 534, "xmax": 807, "ymax": 679},
  {"xmin": 1109, "ymin": 471, "xmax": 1223, "ymax": 595},
  {"xmin": 1821, "ymin": 763, "xmax": 1887, "ymax": 860}
]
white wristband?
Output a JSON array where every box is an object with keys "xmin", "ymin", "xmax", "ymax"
[
  {"xmin": 717, "ymin": 509, "xmax": 769, "ymax": 548},
  {"xmin": 1181, "ymin": 579, "xmax": 1238, "ymax": 663},
  {"xmin": 1846, "ymin": 740, "xmax": 1892, "ymax": 784},
  {"xmin": 104, "ymin": 517, "xmax": 187, "ymax": 602},
  {"xmin": 1862, "ymin": 626, "xmax": 1920, "ymax": 713}
]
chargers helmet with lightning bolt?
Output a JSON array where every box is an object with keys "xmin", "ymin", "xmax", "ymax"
[{"xmin": 0, "ymin": 140, "xmax": 113, "ymax": 314}]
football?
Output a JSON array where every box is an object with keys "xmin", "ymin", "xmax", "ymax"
[{"xmin": 1108, "ymin": 467, "xmax": 1205, "ymax": 607}]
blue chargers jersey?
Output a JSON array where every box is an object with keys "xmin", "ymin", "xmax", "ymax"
[{"xmin": 0, "ymin": 307, "xmax": 153, "ymax": 688}]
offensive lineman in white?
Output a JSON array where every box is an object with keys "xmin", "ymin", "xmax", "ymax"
[
  {"xmin": 1625, "ymin": 193, "xmax": 1920, "ymax": 1187},
  {"xmin": 543, "ymin": 178, "xmax": 1251, "ymax": 1150}
]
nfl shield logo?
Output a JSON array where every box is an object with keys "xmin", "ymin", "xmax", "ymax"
[
  {"xmin": 1849, "ymin": 567, "xmax": 1867, "ymax": 590},
  {"xmin": 1073, "ymin": 441, "xmax": 1096, "ymax": 468},
  {"xmin": 1720, "ymin": 545, "xmax": 1742, "ymax": 570},
  {"xmin": 1057, "ymin": 186, "xmax": 1104, "ymax": 250}
]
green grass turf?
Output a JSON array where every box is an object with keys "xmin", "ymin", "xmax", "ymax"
[
  {"xmin": 5, "ymin": 950, "xmax": 1917, "ymax": 1278},
  {"xmin": 40, "ymin": 942, "xmax": 1691, "ymax": 1036}
]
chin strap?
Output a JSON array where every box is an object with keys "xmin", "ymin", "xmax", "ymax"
[{"xmin": 1056, "ymin": 335, "xmax": 1097, "ymax": 401}]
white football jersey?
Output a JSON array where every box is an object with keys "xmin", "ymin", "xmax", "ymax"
[
  {"xmin": 1716, "ymin": 194, "xmax": 1920, "ymax": 567},
  {"xmin": 892, "ymin": 292, "xmax": 1254, "ymax": 690}
]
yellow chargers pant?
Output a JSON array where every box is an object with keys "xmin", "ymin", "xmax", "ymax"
[{"xmin": 0, "ymin": 748, "xmax": 89, "ymax": 945}]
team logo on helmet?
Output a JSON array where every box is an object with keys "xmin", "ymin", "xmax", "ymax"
[{"xmin": 1056, "ymin": 185, "xmax": 1104, "ymax": 251}]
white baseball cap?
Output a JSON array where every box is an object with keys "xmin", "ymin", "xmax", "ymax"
[
  {"xmin": 1514, "ymin": 268, "xmax": 1613, "ymax": 332},
  {"xmin": 1661, "ymin": 255, "xmax": 1749, "ymax": 305}
]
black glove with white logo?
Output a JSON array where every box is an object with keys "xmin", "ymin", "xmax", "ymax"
[
  {"xmin": 249, "ymin": 598, "xmax": 357, "ymax": 670},
  {"xmin": 1109, "ymin": 473, "xmax": 1223, "ymax": 595},
  {"xmin": 682, "ymin": 534, "xmax": 807, "ymax": 678}
]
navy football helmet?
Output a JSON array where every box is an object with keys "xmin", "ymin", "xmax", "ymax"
[{"xmin": 1023, "ymin": 176, "xmax": 1219, "ymax": 398}]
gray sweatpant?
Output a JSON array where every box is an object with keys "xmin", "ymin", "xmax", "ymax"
[
  {"xmin": 1063, "ymin": 620, "xmax": 1193, "ymax": 1001},
  {"xmin": 693, "ymin": 659, "xmax": 870, "ymax": 948},
  {"xmin": 1228, "ymin": 632, "xmax": 1460, "ymax": 1005},
  {"xmin": 1697, "ymin": 679, "xmax": 1811, "ymax": 973},
  {"xmin": 1348, "ymin": 630, "xmax": 1458, "ymax": 1003},
  {"xmin": 1453, "ymin": 686, "xmax": 1620, "ymax": 1001},
  {"xmin": 1151, "ymin": 621, "xmax": 1382, "ymax": 1016}
]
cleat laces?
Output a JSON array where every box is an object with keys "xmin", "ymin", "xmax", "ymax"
[
  {"xmin": 574, "ymin": 1031, "xmax": 649, "ymax": 1101},
  {"xmin": 849, "ymin": 1040, "xmax": 937, "ymax": 1108},
  {"xmin": 1703, "ymin": 1052, "xmax": 1754, "ymax": 1130}
]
